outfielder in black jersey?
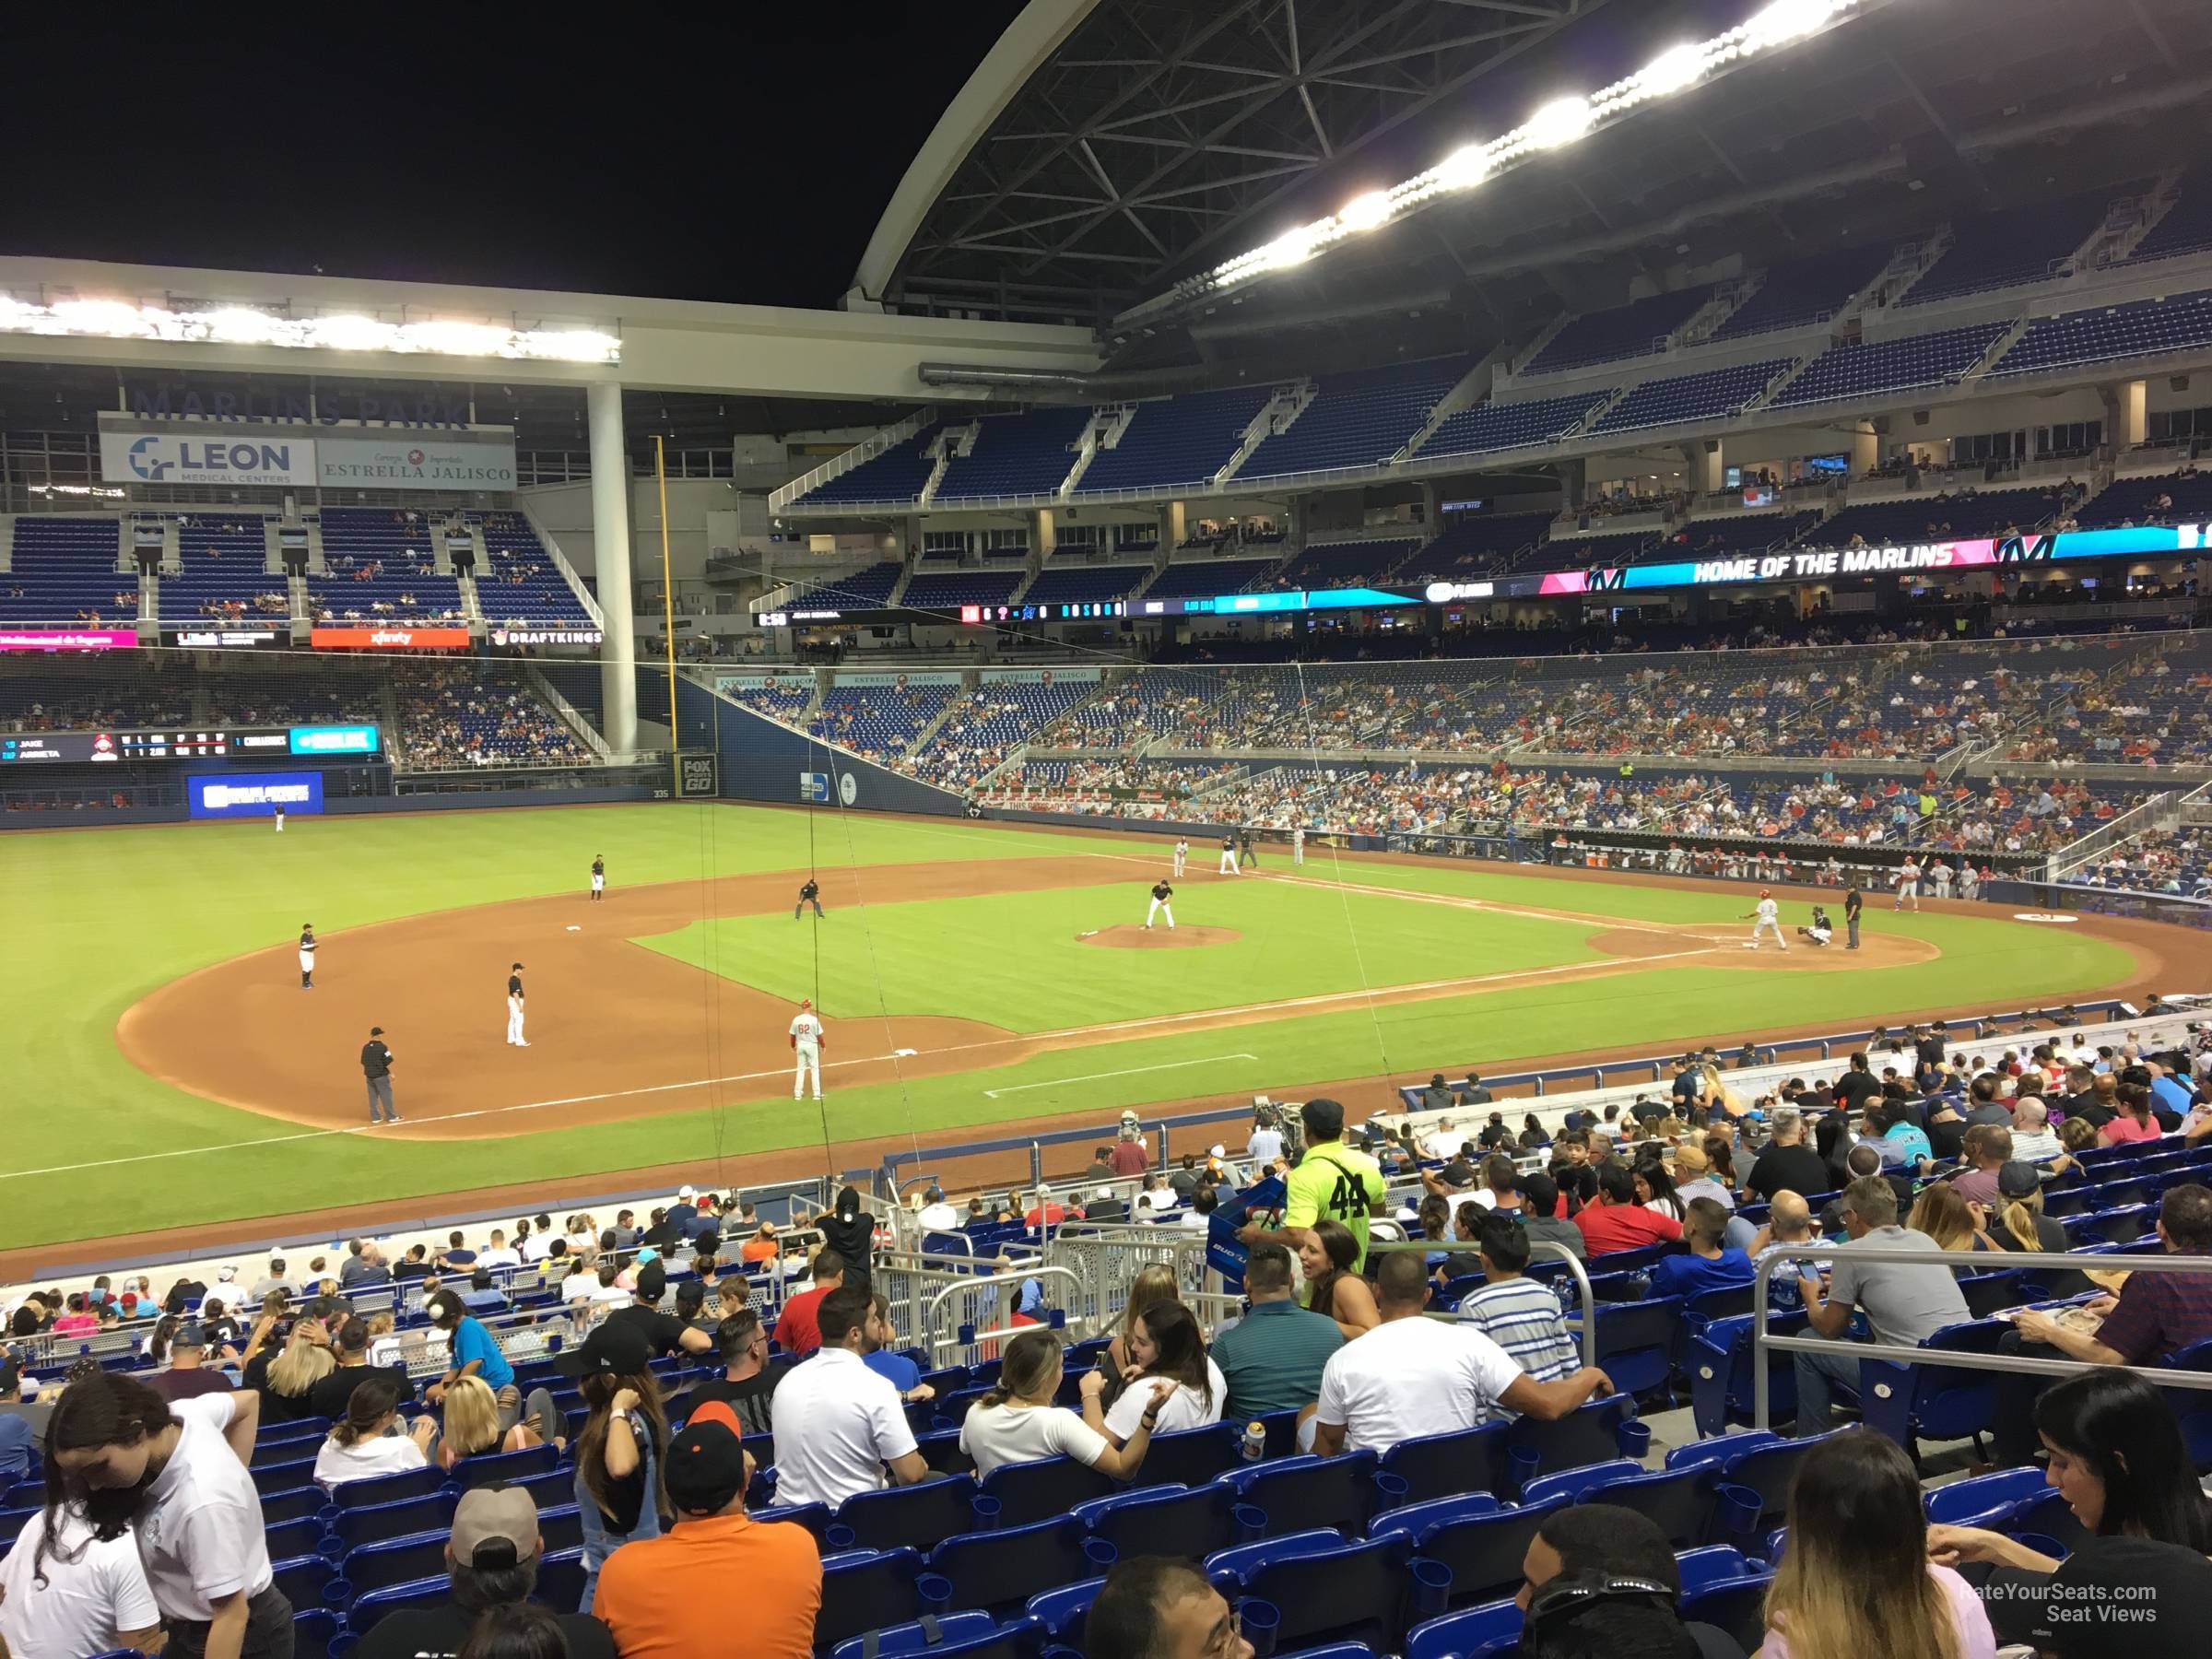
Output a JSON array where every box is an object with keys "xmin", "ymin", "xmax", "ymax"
[
  {"xmin": 590, "ymin": 854, "xmax": 606, "ymax": 901},
  {"xmin": 795, "ymin": 877, "xmax": 824, "ymax": 920},
  {"xmin": 298, "ymin": 924, "xmax": 317, "ymax": 990}
]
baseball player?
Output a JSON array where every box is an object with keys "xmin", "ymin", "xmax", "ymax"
[
  {"xmin": 360, "ymin": 1026, "xmax": 399, "ymax": 1123},
  {"xmin": 1795, "ymin": 906, "xmax": 1835, "ymax": 948},
  {"xmin": 298, "ymin": 924, "xmax": 317, "ymax": 990},
  {"xmin": 505, "ymin": 961, "xmax": 529, "ymax": 1047},
  {"xmin": 1742, "ymin": 888, "xmax": 1788, "ymax": 951},
  {"xmin": 1928, "ymin": 858, "xmax": 1954, "ymax": 900},
  {"xmin": 274, "ymin": 806, "xmax": 285, "ymax": 834},
  {"xmin": 1292, "ymin": 826, "xmax": 1305, "ymax": 866},
  {"xmin": 1218, "ymin": 831, "xmax": 1239, "ymax": 876},
  {"xmin": 1171, "ymin": 838, "xmax": 1188, "ymax": 878},
  {"xmin": 795, "ymin": 877, "xmax": 824, "ymax": 920},
  {"xmin": 1894, "ymin": 855, "xmax": 1922, "ymax": 912},
  {"xmin": 590, "ymin": 854, "xmax": 606, "ymax": 902},
  {"xmin": 1959, "ymin": 865, "xmax": 1982, "ymax": 901},
  {"xmin": 1239, "ymin": 828, "xmax": 1258, "ymax": 869},
  {"xmin": 790, "ymin": 999, "xmax": 825, "ymax": 1100},
  {"xmin": 1145, "ymin": 878, "xmax": 1175, "ymax": 930}
]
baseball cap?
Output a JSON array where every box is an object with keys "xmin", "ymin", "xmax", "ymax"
[
  {"xmin": 552, "ymin": 1317, "xmax": 653, "ymax": 1379},
  {"xmin": 677, "ymin": 1184, "xmax": 696, "ymax": 1201},
  {"xmin": 665, "ymin": 1416, "xmax": 749, "ymax": 1515},
  {"xmin": 634, "ymin": 1261, "xmax": 667, "ymax": 1301},
  {"xmin": 1675, "ymin": 1144, "xmax": 1710, "ymax": 1176},
  {"xmin": 1094, "ymin": 1186, "xmax": 1114, "ymax": 1200},
  {"xmin": 450, "ymin": 1486, "xmax": 540, "ymax": 1571},
  {"xmin": 2027, "ymin": 1537, "xmax": 2212, "ymax": 1656},
  {"xmin": 173, "ymin": 1322, "xmax": 209, "ymax": 1347},
  {"xmin": 1996, "ymin": 1160, "xmax": 2042, "ymax": 1199},
  {"xmin": 1208, "ymin": 1144, "xmax": 1227, "ymax": 1159},
  {"xmin": 1759, "ymin": 888, "xmax": 1771, "ymax": 897},
  {"xmin": 799, "ymin": 998, "xmax": 812, "ymax": 1009}
]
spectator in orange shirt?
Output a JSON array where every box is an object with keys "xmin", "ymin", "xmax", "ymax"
[
  {"xmin": 591, "ymin": 1409, "xmax": 821, "ymax": 1659},
  {"xmin": 738, "ymin": 1223, "xmax": 781, "ymax": 1266}
]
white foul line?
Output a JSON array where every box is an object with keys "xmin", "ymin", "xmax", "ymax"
[{"xmin": 983, "ymin": 1054, "xmax": 1259, "ymax": 1099}]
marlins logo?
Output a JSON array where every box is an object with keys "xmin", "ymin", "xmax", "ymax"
[{"xmin": 1583, "ymin": 566, "xmax": 1628, "ymax": 592}]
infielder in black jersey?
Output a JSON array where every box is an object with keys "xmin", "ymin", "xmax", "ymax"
[
  {"xmin": 505, "ymin": 962, "xmax": 529, "ymax": 1047},
  {"xmin": 590, "ymin": 854, "xmax": 606, "ymax": 901},
  {"xmin": 298, "ymin": 924, "xmax": 317, "ymax": 990},
  {"xmin": 795, "ymin": 877, "xmax": 823, "ymax": 920},
  {"xmin": 1145, "ymin": 880, "xmax": 1175, "ymax": 930},
  {"xmin": 1218, "ymin": 832, "xmax": 1239, "ymax": 876}
]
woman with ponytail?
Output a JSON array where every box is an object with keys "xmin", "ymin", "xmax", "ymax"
[{"xmin": 958, "ymin": 1327, "xmax": 1166, "ymax": 1479}]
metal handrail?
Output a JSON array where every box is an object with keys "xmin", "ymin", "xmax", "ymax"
[
  {"xmin": 921, "ymin": 1264, "xmax": 1088, "ymax": 1364},
  {"xmin": 1748, "ymin": 1243, "xmax": 2212, "ymax": 1430},
  {"xmin": 1364, "ymin": 1236, "xmax": 1599, "ymax": 1370}
]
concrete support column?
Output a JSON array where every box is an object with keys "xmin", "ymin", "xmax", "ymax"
[
  {"xmin": 2103, "ymin": 380, "xmax": 2147, "ymax": 449},
  {"xmin": 1556, "ymin": 459, "xmax": 1586, "ymax": 513},
  {"xmin": 1682, "ymin": 440, "xmax": 1724, "ymax": 498},
  {"xmin": 1851, "ymin": 422, "xmax": 1880, "ymax": 477},
  {"xmin": 587, "ymin": 382, "xmax": 638, "ymax": 754},
  {"xmin": 1158, "ymin": 502, "xmax": 1184, "ymax": 559},
  {"xmin": 1029, "ymin": 508, "xmax": 1057, "ymax": 558}
]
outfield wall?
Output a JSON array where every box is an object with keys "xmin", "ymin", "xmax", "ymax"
[{"xmin": 685, "ymin": 673, "xmax": 966, "ymax": 818}]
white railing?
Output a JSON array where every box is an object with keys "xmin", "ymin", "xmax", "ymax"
[
  {"xmin": 516, "ymin": 502, "xmax": 606, "ymax": 630},
  {"xmin": 769, "ymin": 406, "xmax": 938, "ymax": 515}
]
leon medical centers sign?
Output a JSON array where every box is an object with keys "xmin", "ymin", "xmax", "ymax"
[{"xmin": 99, "ymin": 414, "xmax": 517, "ymax": 492}]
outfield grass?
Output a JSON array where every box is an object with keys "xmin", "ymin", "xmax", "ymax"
[{"xmin": 0, "ymin": 804, "xmax": 2143, "ymax": 1253}]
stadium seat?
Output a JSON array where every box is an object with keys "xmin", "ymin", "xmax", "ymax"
[
  {"xmin": 927, "ymin": 1515, "xmax": 1112, "ymax": 1618},
  {"xmin": 342, "ymin": 1528, "xmax": 453, "ymax": 1595},
  {"xmin": 1368, "ymin": 1498, "xmax": 1564, "ymax": 1609},
  {"xmin": 1858, "ymin": 1318, "xmax": 2012, "ymax": 1457},
  {"xmin": 1221, "ymin": 1449, "xmax": 1382, "ymax": 1535},
  {"xmin": 329, "ymin": 1490, "xmax": 453, "ymax": 1547},
  {"xmin": 830, "ymin": 1616, "xmax": 1044, "ymax": 1659},
  {"xmin": 1405, "ymin": 1598, "xmax": 1524, "ymax": 1659},
  {"xmin": 1581, "ymin": 1298, "xmax": 1684, "ymax": 1397},
  {"xmin": 1378, "ymin": 1423, "xmax": 1510, "ymax": 1505},
  {"xmin": 331, "ymin": 1466, "xmax": 450, "ymax": 1509},
  {"xmin": 1134, "ymin": 1421, "xmax": 1239, "ymax": 1488},
  {"xmin": 1082, "ymin": 1482, "xmax": 1252, "ymax": 1560},
  {"xmin": 979, "ymin": 1453, "xmax": 1119, "ymax": 1527},
  {"xmin": 1677, "ymin": 1569, "xmax": 1776, "ymax": 1652},
  {"xmin": 1570, "ymin": 1464, "xmax": 1726, "ymax": 1548},
  {"xmin": 1925, "ymin": 1465, "xmax": 2048, "ymax": 1528},
  {"xmin": 1504, "ymin": 1394, "xmax": 1642, "ymax": 1487},
  {"xmin": 1023, "ymin": 1574, "xmax": 1111, "ymax": 1640},
  {"xmin": 1227, "ymin": 1533, "xmax": 1416, "ymax": 1650}
]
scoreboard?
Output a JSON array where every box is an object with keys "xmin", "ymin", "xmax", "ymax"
[{"xmin": 0, "ymin": 724, "xmax": 379, "ymax": 766}]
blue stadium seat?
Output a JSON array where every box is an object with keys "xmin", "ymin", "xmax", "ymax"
[
  {"xmin": 331, "ymin": 1465, "xmax": 450, "ymax": 1509},
  {"xmin": 1371, "ymin": 1498, "xmax": 1563, "ymax": 1610},
  {"xmin": 1925, "ymin": 1465, "xmax": 2048, "ymax": 1528},
  {"xmin": 260, "ymin": 1485, "xmax": 330, "ymax": 1526},
  {"xmin": 927, "ymin": 1515, "xmax": 1111, "ymax": 1618},
  {"xmin": 329, "ymin": 1490, "xmax": 453, "ymax": 1547},
  {"xmin": 1023, "ymin": 1574, "xmax": 1110, "ymax": 1640},
  {"xmin": 1858, "ymin": 1318, "xmax": 2011, "ymax": 1456},
  {"xmin": 1582, "ymin": 1299, "xmax": 1684, "ymax": 1397},
  {"xmin": 1677, "ymin": 1569, "xmax": 1776, "ymax": 1652},
  {"xmin": 1378, "ymin": 1423, "xmax": 1510, "ymax": 1506},
  {"xmin": 1405, "ymin": 1597, "xmax": 1524, "ymax": 1659},
  {"xmin": 1221, "ymin": 1450, "xmax": 1382, "ymax": 1535},
  {"xmin": 831, "ymin": 1616, "xmax": 1044, "ymax": 1659},
  {"xmin": 978, "ymin": 1454, "xmax": 1118, "ymax": 1528},
  {"xmin": 833, "ymin": 1476, "xmax": 983, "ymax": 1552},
  {"xmin": 1135, "ymin": 1421, "xmax": 1239, "ymax": 1488},
  {"xmin": 1082, "ymin": 1482, "xmax": 1250, "ymax": 1560},
  {"xmin": 1688, "ymin": 1312, "xmax": 1807, "ymax": 1437},
  {"xmin": 346, "ymin": 1575, "xmax": 451, "ymax": 1632},
  {"xmin": 342, "ymin": 1529, "xmax": 452, "ymax": 1594},
  {"xmin": 1505, "ymin": 1394, "xmax": 1641, "ymax": 1486},
  {"xmin": 813, "ymin": 1547, "xmax": 927, "ymax": 1654},
  {"xmin": 291, "ymin": 1606, "xmax": 341, "ymax": 1659},
  {"xmin": 1229, "ymin": 1534, "xmax": 1415, "ymax": 1649}
]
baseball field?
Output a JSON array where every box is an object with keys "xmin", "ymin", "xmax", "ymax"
[{"xmin": 0, "ymin": 800, "xmax": 2180, "ymax": 1261}]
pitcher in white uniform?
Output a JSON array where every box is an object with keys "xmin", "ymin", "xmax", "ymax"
[
  {"xmin": 1742, "ymin": 889, "xmax": 1788, "ymax": 950},
  {"xmin": 790, "ymin": 999, "xmax": 825, "ymax": 1100},
  {"xmin": 505, "ymin": 961, "xmax": 529, "ymax": 1046}
]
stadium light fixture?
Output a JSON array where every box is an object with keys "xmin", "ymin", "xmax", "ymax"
[
  {"xmin": 1523, "ymin": 96, "xmax": 1594, "ymax": 149},
  {"xmin": 0, "ymin": 291, "xmax": 623, "ymax": 363},
  {"xmin": 1119, "ymin": 0, "xmax": 1877, "ymax": 330},
  {"xmin": 1338, "ymin": 191, "xmax": 1394, "ymax": 231}
]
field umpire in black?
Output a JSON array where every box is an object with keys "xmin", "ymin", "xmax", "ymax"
[
  {"xmin": 795, "ymin": 877, "xmax": 824, "ymax": 919},
  {"xmin": 361, "ymin": 1026, "xmax": 399, "ymax": 1124}
]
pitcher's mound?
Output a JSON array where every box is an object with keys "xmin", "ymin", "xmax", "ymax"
[{"xmin": 1080, "ymin": 924, "xmax": 1243, "ymax": 950}]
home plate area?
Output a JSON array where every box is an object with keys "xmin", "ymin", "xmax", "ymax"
[{"xmin": 1077, "ymin": 924, "xmax": 1245, "ymax": 949}]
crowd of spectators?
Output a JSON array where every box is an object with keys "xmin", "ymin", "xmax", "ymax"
[{"xmin": 393, "ymin": 668, "xmax": 589, "ymax": 771}]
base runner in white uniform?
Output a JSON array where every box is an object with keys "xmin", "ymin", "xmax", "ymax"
[
  {"xmin": 1894, "ymin": 856, "xmax": 1922, "ymax": 911},
  {"xmin": 1171, "ymin": 839, "xmax": 1188, "ymax": 878},
  {"xmin": 506, "ymin": 961, "xmax": 529, "ymax": 1046},
  {"xmin": 790, "ymin": 999, "xmax": 825, "ymax": 1100},
  {"xmin": 1145, "ymin": 879, "xmax": 1175, "ymax": 930},
  {"xmin": 297, "ymin": 924, "xmax": 316, "ymax": 990},
  {"xmin": 1218, "ymin": 832, "xmax": 1239, "ymax": 875},
  {"xmin": 1743, "ymin": 889, "xmax": 1788, "ymax": 950}
]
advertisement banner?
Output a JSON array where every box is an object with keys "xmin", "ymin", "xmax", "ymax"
[
  {"xmin": 98, "ymin": 425, "xmax": 315, "ymax": 488},
  {"xmin": 310, "ymin": 627, "xmax": 471, "ymax": 651},
  {"xmin": 981, "ymin": 666, "xmax": 1104, "ymax": 685},
  {"xmin": 716, "ymin": 673, "xmax": 801, "ymax": 692},
  {"xmin": 288, "ymin": 724, "xmax": 379, "ymax": 756},
  {"xmin": 167, "ymin": 627, "xmax": 283, "ymax": 648},
  {"xmin": 834, "ymin": 671, "xmax": 964, "ymax": 688},
  {"xmin": 490, "ymin": 627, "xmax": 603, "ymax": 647},
  {"xmin": 187, "ymin": 771, "xmax": 324, "ymax": 819},
  {"xmin": 317, "ymin": 432, "xmax": 518, "ymax": 491},
  {"xmin": 0, "ymin": 629, "xmax": 136, "ymax": 653},
  {"xmin": 676, "ymin": 753, "xmax": 719, "ymax": 797},
  {"xmin": 800, "ymin": 771, "xmax": 830, "ymax": 803}
]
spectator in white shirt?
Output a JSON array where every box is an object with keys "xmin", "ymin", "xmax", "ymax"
[
  {"xmin": 2009, "ymin": 1098, "xmax": 2065, "ymax": 1164},
  {"xmin": 1247, "ymin": 1112, "xmax": 1286, "ymax": 1167},
  {"xmin": 1420, "ymin": 1116, "xmax": 1463, "ymax": 1160},
  {"xmin": 1313, "ymin": 1252, "xmax": 1614, "ymax": 1455},
  {"xmin": 959, "ymin": 1328, "xmax": 1168, "ymax": 1479},
  {"xmin": 312, "ymin": 1375, "xmax": 437, "ymax": 1494},
  {"xmin": 41, "ymin": 1371, "xmax": 286, "ymax": 1658},
  {"xmin": 519, "ymin": 1215, "xmax": 558, "ymax": 1265},
  {"xmin": 0, "ymin": 1505, "xmax": 163, "ymax": 1659},
  {"xmin": 768, "ymin": 1287, "xmax": 930, "ymax": 1509},
  {"xmin": 1094, "ymin": 1301, "xmax": 1227, "ymax": 1445},
  {"xmin": 473, "ymin": 1231, "xmax": 522, "ymax": 1273},
  {"xmin": 1672, "ymin": 1144, "xmax": 1736, "ymax": 1212},
  {"xmin": 560, "ymin": 1259, "xmax": 598, "ymax": 1303}
]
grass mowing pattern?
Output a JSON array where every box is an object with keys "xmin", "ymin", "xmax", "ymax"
[{"xmin": 0, "ymin": 804, "xmax": 2141, "ymax": 1250}]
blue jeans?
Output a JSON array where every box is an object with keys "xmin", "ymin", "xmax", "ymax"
[{"xmin": 1792, "ymin": 1341, "xmax": 1863, "ymax": 1435}]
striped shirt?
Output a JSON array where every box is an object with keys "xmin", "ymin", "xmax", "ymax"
[{"xmin": 1456, "ymin": 1277, "xmax": 1578, "ymax": 1416}]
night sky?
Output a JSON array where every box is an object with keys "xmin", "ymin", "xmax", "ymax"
[{"xmin": 0, "ymin": 5, "xmax": 1027, "ymax": 309}]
